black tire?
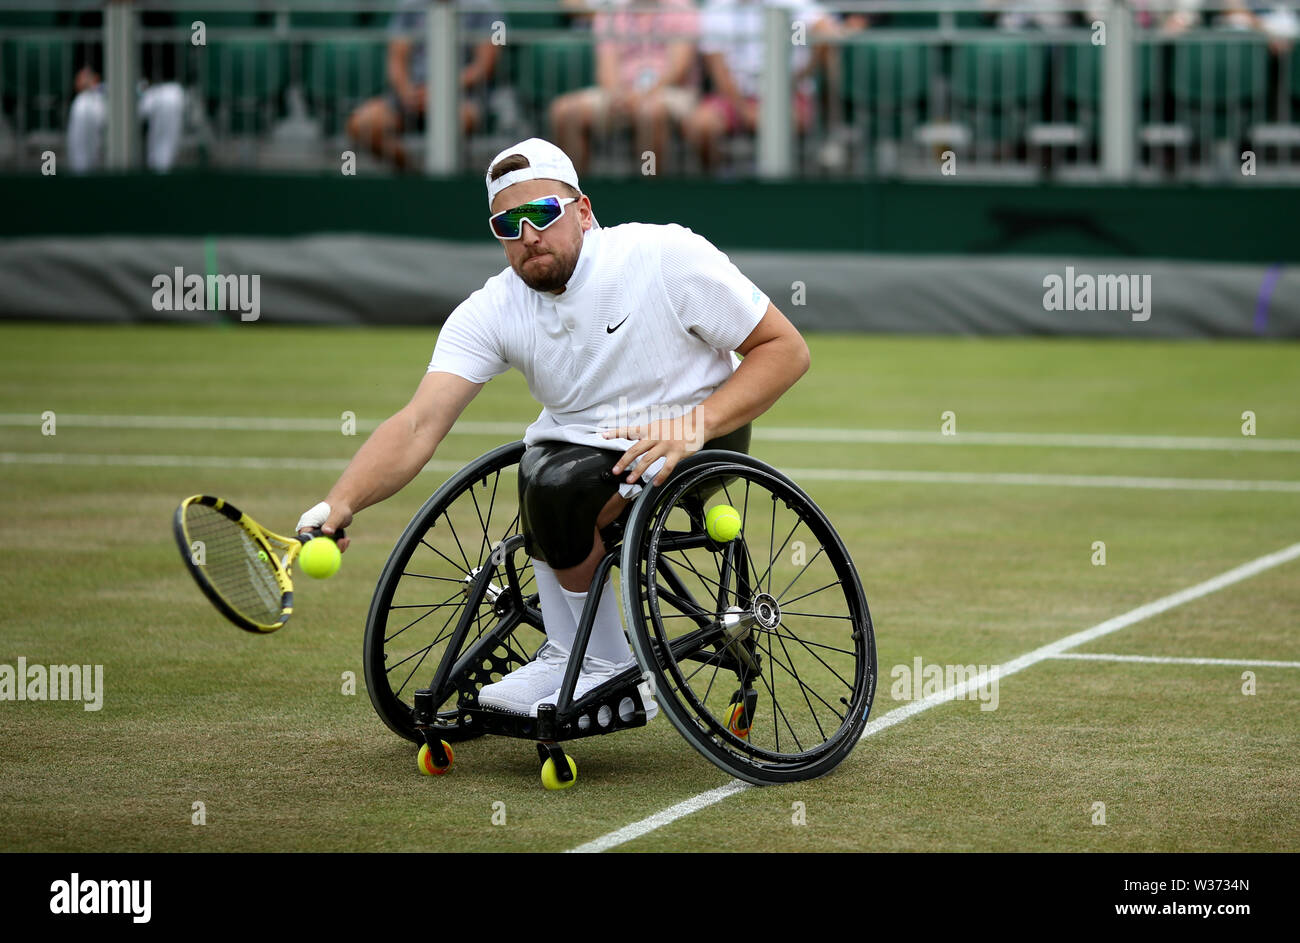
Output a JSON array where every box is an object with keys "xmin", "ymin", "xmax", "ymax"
[
  {"xmin": 363, "ymin": 441, "xmax": 546, "ymax": 743},
  {"xmin": 620, "ymin": 451, "xmax": 876, "ymax": 785}
]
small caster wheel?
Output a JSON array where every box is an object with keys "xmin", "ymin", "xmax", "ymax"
[
  {"xmin": 727, "ymin": 688, "xmax": 758, "ymax": 739},
  {"xmin": 417, "ymin": 741, "xmax": 454, "ymax": 776},
  {"xmin": 726, "ymin": 702, "xmax": 752, "ymax": 739},
  {"xmin": 540, "ymin": 755, "xmax": 577, "ymax": 791}
]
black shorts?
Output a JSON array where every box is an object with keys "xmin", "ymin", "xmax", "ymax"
[{"xmin": 517, "ymin": 424, "xmax": 751, "ymax": 570}]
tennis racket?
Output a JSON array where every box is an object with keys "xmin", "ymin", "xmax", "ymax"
[{"xmin": 173, "ymin": 495, "xmax": 345, "ymax": 634}]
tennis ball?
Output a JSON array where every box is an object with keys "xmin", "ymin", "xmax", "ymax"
[
  {"xmin": 299, "ymin": 536, "xmax": 341, "ymax": 579},
  {"xmin": 705, "ymin": 504, "xmax": 742, "ymax": 542}
]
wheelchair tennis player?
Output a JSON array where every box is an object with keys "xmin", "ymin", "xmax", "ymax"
[{"xmin": 298, "ymin": 137, "xmax": 809, "ymax": 719}]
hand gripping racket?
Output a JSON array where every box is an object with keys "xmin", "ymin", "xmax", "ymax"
[{"xmin": 173, "ymin": 495, "xmax": 345, "ymax": 633}]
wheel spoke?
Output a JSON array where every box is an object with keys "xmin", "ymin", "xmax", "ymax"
[
  {"xmin": 631, "ymin": 464, "xmax": 874, "ymax": 777},
  {"xmin": 417, "ymin": 537, "xmax": 473, "ymax": 577},
  {"xmin": 765, "ymin": 623, "xmax": 858, "ymax": 691},
  {"xmin": 779, "ymin": 580, "xmax": 843, "ymax": 608},
  {"xmin": 441, "ymin": 510, "xmax": 475, "ymax": 574},
  {"xmin": 754, "ymin": 517, "xmax": 804, "ymax": 598},
  {"xmin": 769, "ymin": 629, "xmax": 836, "ymax": 739},
  {"xmin": 773, "ymin": 543, "xmax": 826, "ymax": 604},
  {"xmin": 756, "ymin": 629, "xmax": 804, "ymax": 753}
]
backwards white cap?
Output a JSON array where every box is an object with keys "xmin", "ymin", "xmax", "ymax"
[{"xmin": 485, "ymin": 137, "xmax": 582, "ymax": 207}]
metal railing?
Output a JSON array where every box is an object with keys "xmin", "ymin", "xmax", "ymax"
[{"xmin": 1, "ymin": 0, "xmax": 1297, "ymax": 181}]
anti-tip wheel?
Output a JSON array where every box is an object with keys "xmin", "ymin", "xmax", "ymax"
[
  {"xmin": 417, "ymin": 741, "xmax": 455, "ymax": 776},
  {"xmin": 540, "ymin": 755, "xmax": 577, "ymax": 790},
  {"xmin": 727, "ymin": 702, "xmax": 753, "ymax": 739}
]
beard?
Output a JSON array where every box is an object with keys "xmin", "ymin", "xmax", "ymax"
[{"xmin": 514, "ymin": 246, "xmax": 580, "ymax": 293}]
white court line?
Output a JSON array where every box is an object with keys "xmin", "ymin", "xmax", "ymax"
[
  {"xmin": 760, "ymin": 426, "xmax": 1300, "ymax": 453},
  {"xmin": 567, "ymin": 539, "xmax": 1300, "ymax": 853},
  {"xmin": 0, "ymin": 451, "xmax": 461, "ymax": 474},
  {"xmin": 1051, "ymin": 652, "xmax": 1300, "ymax": 669},
  {"xmin": 565, "ymin": 783, "xmax": 751, "ymax": 854},
  {"xmin": 2, "ymin": 414, "xmax": 1296, "ymax": 453},
  {"xmin": 783, "ymin": 467, "xmax": 1300, "ymax": 493},
  {"xmin": 4, "ymin": 452, "xmax": 1300, "ymax": 494}
]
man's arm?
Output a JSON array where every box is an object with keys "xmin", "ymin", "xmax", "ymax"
[
  {"xmin": 460, "ymin": 39, "xmax": 499, "ymax": 89},
  {"xmin": 303, "ymin": 371, "xmax": 483, "ymax": 549},
  {"xmin": 605, "ymin": 302, "xmax": 809, "ymax": 486},
  {"xmin": 649, "ymin": 39, "xmax": 696, "ymax": 94},
  {"xmin": 388, "ymin": 38, "xmax": 422, "ymax": 111}
]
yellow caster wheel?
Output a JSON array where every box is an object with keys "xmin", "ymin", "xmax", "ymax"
[
  {"xmin": 540, "ymin": 755, "xmax": 577, "ymax": 790},
  {"xmin": 417, "ymin": 741, "xmax": 454, "ymax": 776},
  {"xmin": 726, "ymin": 702, "xmax": 752, "ymax": 739}
]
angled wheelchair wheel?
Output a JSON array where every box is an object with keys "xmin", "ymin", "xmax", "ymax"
[
  {"xmin": 621, "ymin": 451, "xmax": 876, "ymax": 785},
  {"xmin": 364, "ymin": 441, "xmax": 546, "ymax": 743}
]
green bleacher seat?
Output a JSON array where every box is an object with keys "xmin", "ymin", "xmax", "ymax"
[
  {"xmin": 303, "ymin": 39, "xmax": 386, "ymax": 97},
  {"xmin": 510, "ymin": 38, "xmax": 594, "ymax": 118},
  {"xmin": 290, "ymin": 12, "xmax": 368, "ymax": 30},
  {"xmin": 842, "ymin": 41, "xmax": 933, "ymax": 142},
  {"xmin": 3, "ymin": 37, "xmax": 74, "ymax": 130},
  {"xmin": 202, "ymin": 39, "xmax": 289, "ymax": 133},
  {"xmin": 181, "ymin": 10, "xmax": 269, "ymax": 30},
  {"xmin": 882, "ymin": 13, "xmax": 941, "ymax": 29},
  {"xmin": 1062, "ymin": 43, "xmax": 1102, "ymax": 108},
  {"xmin": 300, "ymin": 39, "xmax": 388, "ymax": 136},
  {"xmin": 953, "ymin": 40, "xmax": 1044, "ymax": 105},
  {"xmin": 1170, "ymin": 40, "xmax": 1265, "ymax": 106}
]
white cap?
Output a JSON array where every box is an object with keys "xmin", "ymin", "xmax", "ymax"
[{"xmin": 485, "ymin": 138, "xmax": 582, "ymax": 207}]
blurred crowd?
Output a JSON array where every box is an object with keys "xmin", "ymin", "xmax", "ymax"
[{"xmin": 48, "ymin": 0, "xmax": 1300, "ymax": 174}]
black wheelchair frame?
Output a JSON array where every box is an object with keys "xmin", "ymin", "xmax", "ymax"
[{"xmin": 363, "ymin": 440, "xmax": 877, "ymax": 789}]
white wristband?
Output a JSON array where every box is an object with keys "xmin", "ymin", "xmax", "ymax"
[{"xmin": 296, "ymin": 501, "xmax": 331, "ymax": 533}]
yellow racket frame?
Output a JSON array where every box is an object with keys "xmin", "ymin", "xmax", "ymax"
[{"xmin": 174, "ymin": 494, "xmax": 307, "ymax": 633}]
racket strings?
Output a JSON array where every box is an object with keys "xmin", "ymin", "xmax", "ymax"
[{"xmin": 185, "ymin": 505, "xmax": 285, "ymax": 626}]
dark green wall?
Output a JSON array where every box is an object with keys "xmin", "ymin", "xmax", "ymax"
[{"xmin": 3, "ymin": 172, "xmax": 1295, "ymax": 263}]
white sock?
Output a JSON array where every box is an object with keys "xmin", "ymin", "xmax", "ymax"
[
  {"xmin": 531, "ymin": 559, "xmax": 576, "ymax": 655},
  {"xmin": 561, "ymin": 575, "xmax": 633, "ymax": 665}
]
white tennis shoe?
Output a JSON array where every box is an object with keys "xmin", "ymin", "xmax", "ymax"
[
  {"xmin": 477, "ymin": 642, "xmax": 569, "ymax": 716},
  {"xmin": 532, "ymin": 655, "xmax": 660, "ymax": 728}
]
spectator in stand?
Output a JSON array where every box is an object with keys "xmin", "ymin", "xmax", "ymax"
[
  {"xmin": 1223, "ymin": 1, "xmax": 1298, "ymax": 54},
  {"xmin": 67, "ymin": 11, "xmax": 186, "ymax": 173},
  {"xmin": 347, "ymin": 0, "xmax": 501, "ymax": 170},
  {"xmin": 549, "ymin": 0, "xmax": 700, "ymax": 174},
  {"xmin": 684, "ymin": 0, "xmax": 835, "ymax": 172}
]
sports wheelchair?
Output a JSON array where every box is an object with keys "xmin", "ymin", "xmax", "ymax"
[{"xmin": 363, "ymin": 441, "xmax": 876, "ymax": 789}]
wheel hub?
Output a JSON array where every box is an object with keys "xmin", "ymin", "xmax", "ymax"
[{"xmin": 752, "ymin": 593, "xmax": 781, "ymax": 630}]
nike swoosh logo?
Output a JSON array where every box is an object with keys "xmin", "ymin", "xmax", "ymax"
[{"xmin": 606, "ymin": 314, "xmax": 631, "ymax": 334}]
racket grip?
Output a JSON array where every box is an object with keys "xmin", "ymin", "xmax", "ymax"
[{"xmin": 298, "ymin": 527, "xmax": 346, "ymax": 544}]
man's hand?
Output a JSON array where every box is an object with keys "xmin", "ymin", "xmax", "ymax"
[
  {"xmin": 602, "ymin": 407, "xmax": 710, "ymax": 488},
  {"xmin": 612, "ymin": 89, "xmax": 643, "ymax": 118},
  {"xmin": 397, "ymin": 83, "xmax": 426, "ymax": 113},
  {"xmin": 738, "ymin": 98, "xmax": 759, "ymax": 132},
  {"xmin": 297, "ymin": 501, "xmax": 353, "ymax": 553}
]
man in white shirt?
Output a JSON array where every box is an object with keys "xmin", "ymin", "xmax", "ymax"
[{"xmin": 297, "ymin": 137, "xmax": 809, "ymax": 717}]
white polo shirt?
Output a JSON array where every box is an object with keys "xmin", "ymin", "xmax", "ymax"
[{"xmin": 428, "ymin": 222, "xmax": 770, "ymax": 451}]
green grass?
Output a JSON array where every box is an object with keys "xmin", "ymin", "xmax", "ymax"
[{"xmin": 1, "ymin": 323, "xmax": 1298, "ymax": 852}]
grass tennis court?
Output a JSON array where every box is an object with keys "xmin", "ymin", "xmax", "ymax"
[{"xmin": 1, "ymin": 323, "xmax": 1297, "ymax": 852}]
